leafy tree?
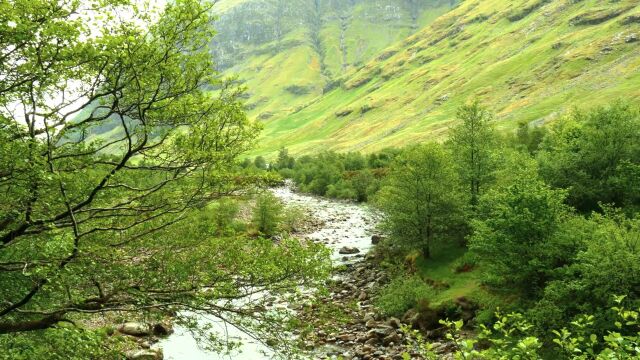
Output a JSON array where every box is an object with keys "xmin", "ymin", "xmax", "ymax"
[
  {"xmin": 343, "ymin": 152, "xmax": 366, "ymax": 171},
  {"xmin": 449, "ymin": 101, "xmax": 497, "ymax": 207},
  {"xmin": 275, "ymin": 147, "xmax": 295, "ymax": 170},
  {"xmin": 254, "ymin": 155, "xmax": 267, "ymax": 169},
  {"xmin": 538, "ymin": 102, "xmax": 640, "ymax": 213},
  {"xmin": 375, "ymin": 144, "xmax": 464, "ymax": 258},
  {"xmin": 469, "ymin": 172, "xmax": 573, "ymax": 298},
  {"xmin": 0, "ymin": 0, "xmax": 329, "ymax": 355},
  {"xmin": 252, "ymin": 192, "xmax": 284, "ymax": 237},
  {"xmin": 515, "ymin": 121, "xmax": 547, "ymax": 154},
  {"xmin": 240, "ymin": 157, "xmax": 253, "ymax": 168},
  {"xmin": 531, "ymin": 211, "xmax": 640, "ymax": 332}
]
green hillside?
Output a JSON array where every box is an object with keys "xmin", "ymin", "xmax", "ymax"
[
  {"xmin": 210, "ymin": 0, "xmax": 456, "ymax": 122},
  {"xmin": 249, "ymin": 0, "xmax": 640, "ymax": 156}
]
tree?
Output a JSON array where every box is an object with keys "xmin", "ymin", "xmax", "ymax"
[
  {"xmin": 531, "ymin": 211, "xmax": 640, "ymax": 331},
  {"xmin": 515, "ymin": 121, "xmax": 547, "ymax": 154},
  {"xmin": 449, "ymin": 101, "xmax": 497, "ymax": 207},
  {"xmin": 254, "ymin": 155, "xmax": 267, "ymax": 169},
  {"xmin": 275, "ymin": 147, "xmax": 295, "ymax": 170},
  {"xmin": 538, "ymin": 102, "xmax": 640, "ymax": 213},
  {"xmin": 375, "ymin": 144, "xmax": 464, "ymax": 258},
  {"xmin": 0, "ymin": 0, "xmax": 329, "ymax": 354},
  {"xmin": 252, "ymin": 192, "xmax": 284, "ymax": 237},
  {"xmin": 469, "ymin": 172, "xmax": 573, "ymax": 298}
]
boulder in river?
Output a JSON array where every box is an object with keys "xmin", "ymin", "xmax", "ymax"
[
  {"xmin": 125, "ymin": 349, "xmax": 163, "ymax": 360},
  {"xmin": 118, "ymin": 322, "xmax": 151, "ymax": 337},
  {"xmin": 152, "ymin": 322, "xmax": 173, "ymax": 336},
  {"xmin": 371, "ymin": 234, "xmax": 384, "ymax": 244},
  {"xmin": 339, "ymin": 246, "xmax": 360, "ymax": 255}
]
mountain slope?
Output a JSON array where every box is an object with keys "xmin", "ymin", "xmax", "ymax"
[
  {"xmin": 251, "ymin": 0, "xmax": 640, "ymax": 156},
  {"xmin": 210, "ymin": 0, "xmax": 457, "ymax": 121}
]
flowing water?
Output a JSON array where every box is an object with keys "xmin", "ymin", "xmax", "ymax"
[{"xmin": 158, "ymin": 185, "xmax": 381, "ymax": 359}]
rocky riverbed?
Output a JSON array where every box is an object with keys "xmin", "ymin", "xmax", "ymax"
[{"xmin": 119, "ymin": 184, "xmax": 457, "ymax": 359}]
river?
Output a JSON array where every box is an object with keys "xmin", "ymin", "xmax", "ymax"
[{"xmin": 157, "ymin": 184, "xmax": 381, "ymax": 360}]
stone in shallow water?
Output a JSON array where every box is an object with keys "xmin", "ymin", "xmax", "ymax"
[
  {"xmin": 339, "ymin": 246, "xmax": 360, "ymax": 255},
  {"xmin": 125, "ymin": 349, "xmax": 163, "ymax": 360},
  {"xmin": 118, "ymin": 322, "xmax": 151, "ymax": 337}
]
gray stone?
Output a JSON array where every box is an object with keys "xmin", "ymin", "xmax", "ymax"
[
  {"xmin": 339, "ymin": 246, "xmax": 360, "ymax": 255},
  {"xmin": 118, "ymin": 322, "xmax": 151, "ymax": 337},
  {"xmin": 388, "ymin": 317, "xmax": 402, "ymax": 329},
  {"xmin": 125, "ymin": 349, "xmax": 163, "ymax": 360},
  {"xmin": 152, "ymin": 322, "xmax": 173, "ymax": 336},
  {"xmin": 371, "ymin": 234, "xmax": 383, "ymax": 244}
]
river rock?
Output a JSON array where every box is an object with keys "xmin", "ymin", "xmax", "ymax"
[
  {"xmin": 371, "ymin": 234, "xmax": 383, "ymax": 244},
  {"xmin": 118, "ymin": 322, "xmax": 151, "ymax": 337},
  {"xmin": 364, "ymin": 337, "xmax": 379, "ymax": 346},
  {"xmin": 152, "ymin": 322, "xmax": 173, "ymax": 336},
  {"xmin": 388, "ymin": 317, "xmax": 402, "ymax": 329},
  {"xmin": 337, "ymin": 333, "xmax": 356, "ymax": 342},
  {"xmin": 363, "ymin": 313, "xmax": 375, "ymax": 324},
  {"xmin": 339, "ymin": 246, "xmax": 360, "ymax": 255},
  {"xmin": 365, "ymin": 319, "xmax": 377, "ymax": 328},
  {"xmin": 402, "ymin": 309, "xmax": 420, "ymax": 328},
  {"xmin": 125, "ymin": 349, "xmax": 163, "ymax": 360},
  {"xmin": 383, "ymin": 332, "xmax": 401, "ymax": 346},
  {"xmin": 358, "ymin": 291, "xmax": 367, "ymax": 301}
]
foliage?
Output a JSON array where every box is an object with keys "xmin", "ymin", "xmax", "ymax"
[
  {"xmin": 469, "ymin": 172, "xmax": 573, "ymax": 298},
  {"xmin": 375, "ymin": 144, "xmax": 465, "ymax": 258},
  {"xmin": 375, "ymin": 275, "xmax": 437, "ymax": 318},
  {"xmin": 0, "ymin": 0, "xmax": 330, "ymax": 357},
  {"xmin": 538, "ymin": 102, "xmax": 640, "ymax": 213},
  {"xmin": 278, "ymin": 150, "xmax": 392, "ymax": 202},
  {"xmin": 404, "ymin": 295, "xmax": 640, "ymax": 359},
  {"xmin": 448, "ymin": 100, "xmax": 497, "ymax": 207},
  {"xmin": 254, "ymin": 155, "xmax": 268, "ymax": 169},
  {"xmin": 514, "ymin": 122, "xmax": 547, "ymax": 154},
  {"xmin": 274, "ymin": 147, "xmax": 295, "ymax": 170},
  {"xmin": 530, "ymin": 211, "xmax": 640, "ymax": 332},
  {"xmin": 280, "ymin": 205, "xmax": 309, "ymax": 234},
  {"xmin": 0, "ymin": 326, "xmax": 124, "ymax": 360},
  {"xmin": 252, "ymin": 192, "xmax": 284, "ymax": 237},
  {"xmin": 209, "ymin": 198, "xmax": 242, "ymax": 235}
]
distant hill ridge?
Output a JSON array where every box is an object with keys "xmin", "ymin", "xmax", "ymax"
[{"xmin": 211, "ymin": 0, "xmax": 640, "ymax": 156}]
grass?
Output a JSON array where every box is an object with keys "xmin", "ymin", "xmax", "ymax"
[
  {"xmin": 243, "ymin": 0, "xmax": 640, "ymax": 158},
  {"xmin": 415, "ymin": 244, "xmax": 482, "ymax": 307}
]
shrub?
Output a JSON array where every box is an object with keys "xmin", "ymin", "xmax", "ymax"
[
  {"xmin": 251, "ymin": 192, "xmax": 284, "ymax": 237},
  {"xmin": 375, "ymin": 275, "xmax": 436, "ymax": 317}
]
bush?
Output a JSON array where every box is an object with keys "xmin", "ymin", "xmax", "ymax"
[
  {"xmin": 251, "ymin": 192, "xmax": 284, "ymax": 237},
  {"xmin": 375, "ymin": 275, "xmax": 436, "ymax": 317},
  {"xmin": 530, "ymin": 211, "xmax": 640, "ymax": 333},
  {"xmin": 280, "ymin": 205, "xmax": 309, "ymax": 234},
  {"xmin": 210, "ymin": 198, "xmax": 241, "ymax": 235},
  {"xmin": 0, "ymin": 327, "xmax": 125, "ymax": 360}
]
